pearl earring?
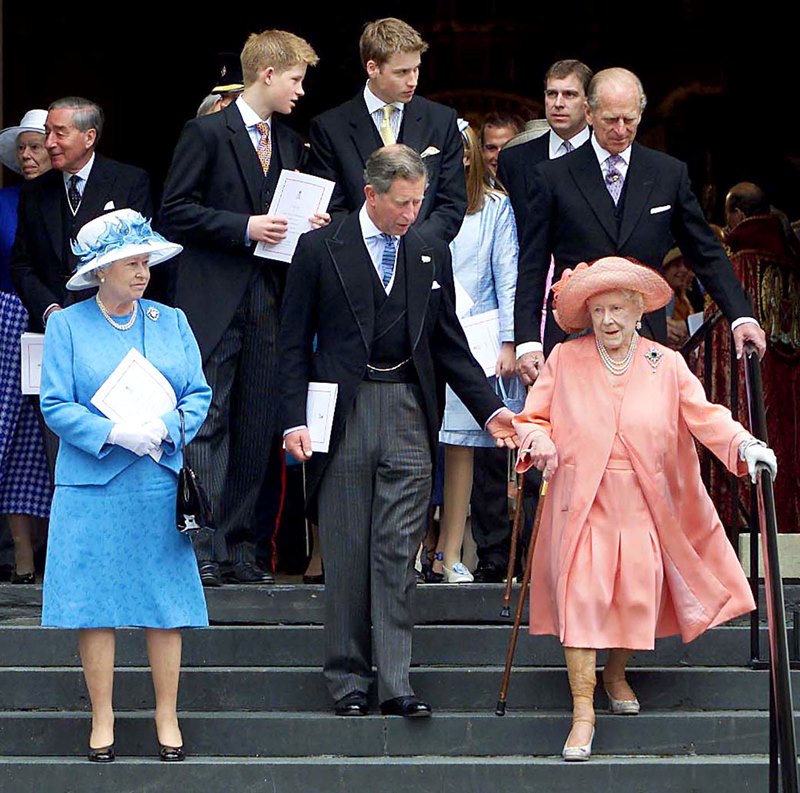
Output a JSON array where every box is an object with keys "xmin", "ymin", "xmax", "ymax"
[
  {"xmin": 100, "ymin": 277, "xmax": 105, "ymax": 283},
  {"xmin": 635, "ymin": 320, "xmax": 642, "ymax": 330}
]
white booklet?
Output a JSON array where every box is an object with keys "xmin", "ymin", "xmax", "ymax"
[
  {"xmin": 306, "ymin": 382, "xmax": 338, "ymax": 453},
  {"xmin": 20, "ymin": 332, "xmax": 45, "ymax": 394},
  {"xmin": 255, "ymin": 170, "xmax": 335, "ymax": 263},
  {"xmin": 460, "ymin": 309, "xmax": 501, "ymax": 376},
  {"xmin": 90, "ymin": 348, "xmax": 177, "ymax": 462}
]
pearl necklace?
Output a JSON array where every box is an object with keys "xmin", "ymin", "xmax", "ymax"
[
  {"xmin": 596, "ymin": 331, "xmax": 638, "ymax": 375},
  {"xmin": 96, "ymin": 294, "xmax": 138, "ymax": 331}
]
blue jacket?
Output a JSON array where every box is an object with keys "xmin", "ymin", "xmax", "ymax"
[{"xmin": 40, "ymin": 298, "xmax": 211, "ymax": 486}]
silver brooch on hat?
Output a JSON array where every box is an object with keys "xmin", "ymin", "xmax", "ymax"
[
  {"xmin": 644, "ymin": 346, "xmax": 663, "ymax": 372},
  {"xmin": 146, "ymin": 306, "xmax": 160, "ymax": 321}
]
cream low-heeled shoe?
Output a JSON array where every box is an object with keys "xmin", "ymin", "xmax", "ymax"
[
  {"xmin": 604, "ymin": 679, "xmax": 640, "ymax": 715},
  {"xmin": 562, "ymin": 721, "xmax": 595, "ymax": 761}
]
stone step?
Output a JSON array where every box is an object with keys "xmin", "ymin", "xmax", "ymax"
[
  {"xmin": 0, "ymin": 709, "xmax": 785, "ymax": 758},
  {"xmin": 0, "ymin": 624, "xmax": 765, "ymax": 668},
  {"xmin": 0, "ymin": 755, "xmax": 770, "ymax": 793},
  {"xmin": 2, "ymin": 581, "xmax": 795, "ymax": 625},
  {"xmin": 0, "ymin": 667, "xmax": 775, "ymax": 711}
]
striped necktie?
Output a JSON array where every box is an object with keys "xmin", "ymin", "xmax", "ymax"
[
  {"xmin": 256, "ymin": 121, "xmax": 272, "ymax": 175},
  {"xmin": 379, "ymin": 233, "xmax": 397, "ymax": 287}
]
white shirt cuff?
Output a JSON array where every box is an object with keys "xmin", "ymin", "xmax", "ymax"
[
  {"xmin": 283, "ymin": 425, "xmax": 307, "ymax": 438},
  {"xmin": 730, "ymin": 317, "xmax": 759, "ymax": 332},
  {"xmin": 516, "ymin": 341, "xmax": 543, "ymax": 359},
  {"xmin": 43, "ymin": 303, "xmax": 61, "ymax": 324},
  {"xmin": 483, "ymin": 407, "xmax": 505, "ymax": 429}
]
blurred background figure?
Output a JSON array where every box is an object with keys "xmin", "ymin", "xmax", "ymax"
[
  {"xmin": 479, "ymin": 112, "xmax": 524, "ymax": 187},
  {"xmin": 196, "ymin": 52, "xmax": 244, "ymax": 117}
]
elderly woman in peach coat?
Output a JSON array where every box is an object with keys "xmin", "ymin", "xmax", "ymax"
[{"xmin": 514, "ymin": 256, "xmax": 777, "ymax": 762}]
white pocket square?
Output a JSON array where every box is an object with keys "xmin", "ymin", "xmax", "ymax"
[
  {"xmin": 650, "ymin": 204, "xmax": 671, "ymax": 214},
  {"xmin": 420, "ymin": 146, "xmax": 440, "ymax": 159},
  {"xmin": 431, "ymin": 280, "xmax": 441, "ymax": 290},
  {"xmin": 103, "ymin": 201, "xmax": 115, "ymax": 211},
  {"xmin": 421, "ymin": 255, "xmax": 431, "ymax": 263}
]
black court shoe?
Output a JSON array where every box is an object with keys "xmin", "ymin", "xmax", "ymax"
[
  {"xmin": 87, "ymin": 744, "xmax": 115, "ymax": 763},
  {"xmin": 159, "ymin": 744, "xmax": 185, "ymax": 762}
]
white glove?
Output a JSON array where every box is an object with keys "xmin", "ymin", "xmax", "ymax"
[
  {"xmin": 107, "ymin": 422, "xmax": 164, "ymax": 457},
  {"xmin": 740, "ymin": 438, "xmax": 778, "ymax": 483},
  {"xmin": 141, "ymin": 418, "xmax": 169, "ymax": 442}
]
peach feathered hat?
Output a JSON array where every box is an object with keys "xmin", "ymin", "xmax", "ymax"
[{"xmin": 551, "ymin": 256, "xmax": 673, "ymax": 333}]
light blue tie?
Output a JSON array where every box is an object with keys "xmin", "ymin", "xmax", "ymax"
[{"xmin": 379, "ymin": 233, "xmax": 397, "ymax": 287}]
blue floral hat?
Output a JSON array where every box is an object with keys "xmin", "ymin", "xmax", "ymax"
[{"xmin": 68, "ymin": 209, "xmax": 182, "ymax": 290}]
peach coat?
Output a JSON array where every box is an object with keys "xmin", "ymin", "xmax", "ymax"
[{"xmin": 514, "ymin": 336, "xmax": 756, "ymax": 645}]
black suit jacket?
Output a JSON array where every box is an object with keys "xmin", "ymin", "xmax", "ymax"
[
  {"xmin": 307, "ymin": 92, "xmax": 467, "ymax": 243},
  {"xmin": 515, "ymin": 141, "xmax": 753, "ymax": 348},
  {"xmin": 496, "ymin": 134, "xmax": 550, "ymax": 239},
  {"xmin": 10, "ymin": 154, "xmax": 152, "ymax": 331},
  {"xmin": 159, "ymin": 103, "xmax": 307, "ymax": 361},
  {"xmin": 277, "ymin": 212, "xmax": 502, "ymax": 510}
]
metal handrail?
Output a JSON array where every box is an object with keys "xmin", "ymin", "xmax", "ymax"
[{"xmin": 743, "ymin": 345, "xmax": 799, "ymax": 793}]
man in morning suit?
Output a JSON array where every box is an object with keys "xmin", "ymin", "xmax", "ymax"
[
  {"xmin": 515, "ymin": 67, "xmax": 766, "ymax": 386},
  {"xmin": 160, "ymin": 30, "xmax": 326, "ymax": 586},
  {"xmin": 308, "ymin": 17, "xmax": 466, "ymax": 244},
  {"xmin": 279, "ymin": 146, "xmax": 518, "ymax": 718},
  {"xmin": 11, "ymin": 97, "xmax": 152, "ymax": 331}
]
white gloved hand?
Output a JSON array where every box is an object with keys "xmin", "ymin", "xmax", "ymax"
[
  {"xmin": 740, "ymin": 438, "xmax": 778, "ymax": 483},
  {"xmin": 141, "ymin": 418, "xmax": 169, "ymax": 442},
  {"xmin": 107, "ymin": 422, "xmax": 164, "ymax": 457}
]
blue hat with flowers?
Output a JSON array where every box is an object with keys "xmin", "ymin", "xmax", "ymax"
[{"xmin": 68, "ymin": 209, "xmax": 182, "ymax": 290}]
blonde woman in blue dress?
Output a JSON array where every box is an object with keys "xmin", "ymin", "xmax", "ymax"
[
  {"xmin": 39, "ymin": 210, "xmax": 211, "ymax": 762},
  {"xmin": 433, "ymin": 123, "xmax": 520, "ymax": 582}
]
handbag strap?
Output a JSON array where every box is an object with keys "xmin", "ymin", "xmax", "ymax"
[{"xmin": 179, "ymin": 408, "xmax": 186, "ymax": 454}]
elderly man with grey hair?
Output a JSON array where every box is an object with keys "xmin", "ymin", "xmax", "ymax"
[
  {"xmin": 514, "ymin": 66, "xmax": 766, "ymax": 385},
  {"xmin": 278, "ymin": 144, "xmax": 518, "ymax": 719}
]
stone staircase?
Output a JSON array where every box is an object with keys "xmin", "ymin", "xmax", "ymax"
[{"xmin": 0, "ymin": 583, "xmax": 792, "ymax": 792}]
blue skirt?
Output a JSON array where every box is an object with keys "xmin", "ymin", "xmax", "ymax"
[{"xmin": 42, "ymin": 456, "xmax": 208, "ymax": 629}]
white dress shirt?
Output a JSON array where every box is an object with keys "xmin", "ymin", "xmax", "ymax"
[{"xmin": 364, "ymin": 83, "xmax": 404, "ymax": 142}]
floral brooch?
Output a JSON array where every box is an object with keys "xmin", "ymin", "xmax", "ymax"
[{"xmin": 644, "ymin": 346, "xmax": 663, "ymax": 372}]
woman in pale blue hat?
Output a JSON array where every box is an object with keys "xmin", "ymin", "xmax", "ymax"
[
  {"xmin": 39, "ymin": 208, "xmax": 211, "ymax": 763},
  {"xmin": 0, "ymin": 109, "xmax": 53, "ymax": 584}
]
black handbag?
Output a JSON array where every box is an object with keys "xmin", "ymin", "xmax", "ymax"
[{"xmin": 176, "ymin": 409, "xmax": 215, "ymax": 538}]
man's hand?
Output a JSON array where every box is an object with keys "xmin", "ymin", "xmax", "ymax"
[
  {"xmin": 285, "ymin": 428, "xmax": 314, "ymax": 462},
  {"xmin": 248, "ymin": 214, "xmax": 289, "ymax": 244},
  {"xmin": 495, "ymin": 342, "xmax": 517, "ymax": 378},
  {"xmin": 733, "ymin": 322, "xmax": 767, "ymax": 360},
  {"xmin": 518, "ymin": 431, "xmax": 559, "ymax": 478},
  {"xmin": 517, "ymin": 351, "xmax": 545, "ymax": 386},
  {"xmin": 309, "ymin": 211, "xmax": 331, "ymax": 230},
  {"xmin": 666, "ymin": 317, "xmax": 688, "ymax": 348},
  {"xmin": 486, "ymin": 408, "xmax": 519, "ymax": 449}
]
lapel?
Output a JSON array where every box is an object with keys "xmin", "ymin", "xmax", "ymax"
[
  {"xmin": 75, "ymin": 155, "xmax": 113, "ymax": 228},
  {"xmin": 224, "ymin": 104, "xmax": 263, "ymax": 212},
  {"xmin": 271, "ymin": 120, "xmax": 294, "ymax": 172},
  {"xmin": 397, "ymin": 96, "xmax": 424, "ymax": 153},
  {"xmin": 617, "ymin": 143, "xmax": 657, "ymax": 250},
  {"xmin": 568, "ymin": 144, "xmax": 618, "ymax": 245},
  {"xmin": 326, "ymin": 213, "xmax": 375, "ymax": 352},
  {"xmin": 347, "ymin": 93, "xmax": 383, "ymax": 170},
  {"xmin": 38, "ymin": 171, "xmax": 65, "ymax": 259},
  {"xmin": 403, "ymin": 228, "xmax": 433, "ymax": 352}
]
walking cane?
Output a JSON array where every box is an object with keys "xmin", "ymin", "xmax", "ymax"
[
  {"xmin": 495, "ymin": 471, "xmax": 549, "ymax": 716},
  {"xmin": 500, "ymin": 469, "xmax": 526, "ymax": 618}
]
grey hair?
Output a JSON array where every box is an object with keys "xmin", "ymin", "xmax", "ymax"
[
  {"xmin": 364, "ymin": 144, "xmax": 427, "ymax": 194},
  {"xmin": 587, "ymin": 68, "xmax": 647, "ymax": 115},
  {"xmin": 48, "ymin": 97, "xmax": 104, "ymax": 145},
  {"xmin": 196, "ymin": 94, "xmax": 223, "ymax": 117}
]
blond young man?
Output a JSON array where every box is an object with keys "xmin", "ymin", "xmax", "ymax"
[
  {"xmin": 160, "ymin": 30, "xmax": 324, "ymax": 586},
  {"xmin": 308, "ymin": 17, "xmax": 466, "ymax": 243}
]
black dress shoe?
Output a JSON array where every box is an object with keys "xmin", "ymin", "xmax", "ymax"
[
  {"xmin": 334, "ymin": 691, "xmax": 368, "ymax": 716},
  {"xmin": 302, "ymin": 572, "xmax": 325, "ymax": 585},
  {"xmin": 159, "ymin": 744, "xmax": 185, "ymax": 762},
  {"xmin": 198, "ymin": 561, "xmax": 223, "ymax": 587},
  {"xmin": 472, "ymin": 561, "xmax": 506, "ymax": 584},
  {"xmin": 380, "ymin": 696, "xmax": 432, "ymax": 718},
  {"xmin": 222, "ymin": 561, "xmax": 274, "ymax": 584},
  {"xmin": 87, "ymin": 744, "xmax": 115, "ymax": 763},
  {"xmin": 10, "ymin": 570, "xmax": 35, "ymax": 585}
]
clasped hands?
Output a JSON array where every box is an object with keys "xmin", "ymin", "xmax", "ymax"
[{"xmin": 108, "ymin": 419, "xmax": 168, "ymax": 457}]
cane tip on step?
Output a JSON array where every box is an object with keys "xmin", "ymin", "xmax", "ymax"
[
  {"xmin": 500, "ymin": 606, "xmax": 510, "ymax": 618},
  {"xmin": 495, "ymin": 700, "xmax": 507, "ymax": 716}
]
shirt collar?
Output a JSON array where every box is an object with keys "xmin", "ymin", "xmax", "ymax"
[
  {"xmin": 359, "ymin": 203, "xmax": 397, "ymax": 242},
  {"xmin": 548, "ymin": 126, "xmax": 591, "ymax": 159},
  {"xmin": 591, "ymin": 134, "xmax": 631, "ymax": 166},
  {"xmin": 363, "ymin": 82, "xmax": 404, "ymax": 115},
  {"xmin": 236, "ymin": 95, "xmax": 271, "ymax": 129},
  {"xmin": 62, "ymin": 152, "xmax": 95, "ymax": 185}
]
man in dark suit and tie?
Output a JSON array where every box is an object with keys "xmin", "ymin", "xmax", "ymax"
[
  {"xmin": 279, "ymin": 145, "xmax": 517, "ymax": 718},
  {"xmin": 308, "ymin": 17, "xmax": 466, "ymax": 244},
  {"xmin": 515, "ymin": 67, "xmax": 766, "ymax": 386},
  {"xmin": 11, "ymin": 97, "xmax": 152, "ymax": 331},
  {"xmin": 160, "ymin": 29, "xmax": 326, "ymax": 586}
]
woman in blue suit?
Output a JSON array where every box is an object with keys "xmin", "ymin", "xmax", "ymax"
[{"xmin": 39, "ymin": 209, "xmax": 211, "ymax": 763}]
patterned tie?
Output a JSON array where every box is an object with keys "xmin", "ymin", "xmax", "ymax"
[
  {"xmin": 67, "ymin": 174, "xmax": 82, "ymax": 212},
  {"xmin": 379, "ymin": 233, "xmax": 397, "ymax": 287},
  {"xmin": 379, "ymin": 105, "xmax": 396, "ymax": 146},
  {"xmin": 605, "ymin": 154, "xmax": 624, "ymax": 205},
  {"xmin": 559, "ymin": 140, "xmax": 574, "ymax": 157},
  {"xmin": 256, "ymin": 121, "xmax": 272, "ymax": 175}
]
